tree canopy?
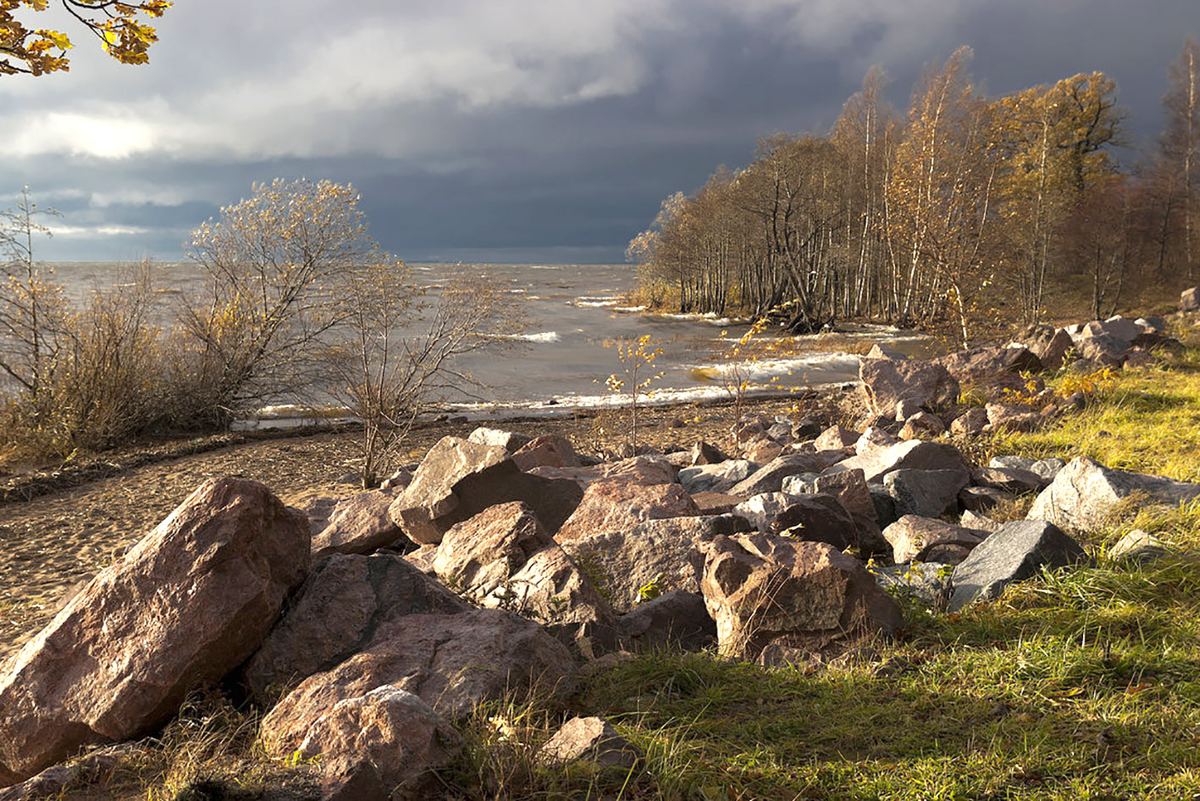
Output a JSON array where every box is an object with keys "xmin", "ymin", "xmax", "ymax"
[{"xmin": 0, "ymin": 0, "xmax": 171, "ymax": 76}]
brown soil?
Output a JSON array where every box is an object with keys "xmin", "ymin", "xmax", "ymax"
[{"xmin": 0, "ymin": 395, "xmax": 840, "ymax": 661}]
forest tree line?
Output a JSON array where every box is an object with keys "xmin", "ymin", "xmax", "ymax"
[{"xmin": 627, "ymin": 42, "xmax": 1199, "ymax": 345}]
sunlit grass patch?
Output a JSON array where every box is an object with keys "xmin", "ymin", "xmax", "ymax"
[{"xmin": 988, "ymin": 346, "xmax": 1200, "ymax": 483}]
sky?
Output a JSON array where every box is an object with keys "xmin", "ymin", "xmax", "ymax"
[{"xmin": 1, "ymin": 0, "xmax": 1197, "ymax": 264}]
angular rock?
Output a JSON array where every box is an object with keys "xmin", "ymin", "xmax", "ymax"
[
  {"xmin": 883, "ymin": 515, "xmax": 987, "ymax": 565},
  {"xmin": 972, "ymin": 467, "xmax": 1048, "ymax": 494},
  {"xmin": 1107, "ymin": 529, "xmax": 1170, "ymax": 564},
  {"xmin": 935, "ymin": 346, "xmax": 1043, "ymax": 386},
  {"xmin": 555, "ymin": 481, "xmax": 700, "ymax": 542},
  {"xmin": 741, "ymin": 438, "xmax": 784, "ymax": 463},
  {"xmin": 769, "ymin": 494, "xmax": 859, "ymax": 550},
  {"xmin": 243, "ymin": 554, "xmax": 469, "ymax": 700},
  {"xmin": 1079, "ymin": 316, "xmax": 1142, "ymax": 345},
  {"xmin": 827, "ymin": 440, "xmax": 971, "ymax": 485},
  {"xmin": 733, "ymin": 492, "xmax": 797, "ymax": 534},
  {"xmin": 958, "ymin": 485, "xmax": 1009, "ymax": 513},
  {"xmin": 899, "ymin": 411, "xmax": 945, "ymax": 440},
  {"xmin": 729, "ymin": 453, "xmax": 834, "ymax": 497},
  {"xmin": 949, "ymin": 520, "xmax": 1089, "ymax": 610},
  {"xmin": 1181, "ymin": 287, "xmax": 1200, "ymax": 313},
  {"xmin": 499, "ymin": 545, "xmax": 618, "ymax": 648},
  {"xmin": 1076, "ymin": 334, "xmax": 1130, "ymax": 367},
  {"xmin": 985, "ymin": 402, "xmax": 1042, "ymax": 432},
  {"xmin": 260, "ymin": 609, "xmax": 578, "ymax": 732},
  {"xmin": 959, "ymin": 509, "xmax": 1002, "ymax": 534},
  {"xmin": 278, "ymin": 686, "xmax": 462, "ymax": 798},
  {"xmin": 561, "ymin": 515, "xmax": 752, "ymax": 612},
  {"xmin": 1027, "ymin": 456, "xmax": 1200, "ymax": 531},
  {"xmin": 431, "ymin": 501, "xmax": 553, "ymax": 600},
  {"xmin": 388, "ymin": 437, "xmax": 583, "ymax": 544},
  {"xmin": 528, "ymin": 455, "xmax": 677, "ymax": 488},
  {"xmin": 467, "ymin": 426, "xmax": 533, "ymax": 453},
  {"xmin": 895, "ymin": 398, "xmax": 924, "ymax": 422},
  {"xmin": 678, "ymin": 460, "xmax": 758, "ymax": 495},
  {"xmin": 1029, "ymin": 457, "xmax": 1067, "ymax": 482},
  {"xmin": 511, "ymin": 435, "xmax": 581, "ymax": 471},
  {"xmin": 859, "ymin": 358, "xmax": 960, "ymax": 417},
  {"xmin": 0, "ymin": 478, "xmax": 309, "ymax": 785},
  {"xmin": 815, "ymin": 424, "xmax": 858, "ymax": 451},
  {"xmin": 854, "ymin": 426, "xmax": 899, "ymax": 455},
  {"xmin": 688, "ymin": 441, "xmax": 729, "ymax": 465},
  {"xmin": 312, "ymin": 489, "xmax": 408, "ymax": 559},
  {"xmin": 697, "ymin": 533, "xmax": 903, "ymax": 661},
  {"xmin": 539, "ymin": 717, "xmax": 642, "ymax": 773},
  {"xmin": 866, "ymin": 343, "xmax": 907, "ymax": 359},
  {"xmin": 619, "ymin": 590, "xmax": 717, "ymax": 652},
  {"xmin": 950, "ymin": 407, "xmax": 988, "ymax": 436},
  {"xmin": 989, "ymin": 455, "xmax": 1036, "ymax": 471},
  {"xmin": 690, "ymin": 491, "xmax": 742, "ymax": 515},
  {"xmin": 884, "ymin": 468, "xmax": 970, "ymax": 518},
  {"xmin": 794, "ymin": 468, "xmax": 886, "ymax": 554},
  {"xmin": 1020, "ymin": 324, "xmax": 1074, "ymax": 371},
  {"xmin": 868, "ymin": 484, "xmax": 898, "ymax": 529}
]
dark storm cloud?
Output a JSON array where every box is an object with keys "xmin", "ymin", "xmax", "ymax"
[{"xmin": 0, "ymin": 0, "xmax": 1196, "ymax": 262}]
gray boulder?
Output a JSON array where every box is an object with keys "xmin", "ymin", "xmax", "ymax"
[
  {"xmin": 1027, "ymin": 457, "xmax": 1200, "ymax": 532},
  {"xmin": 729, "ymin": 453, "xmax": 835, "ymax": 497},
  {"xmin": 1181, "ymin": 287, "xmax": 1199, "ymax": 313},
  {"xmin": 949, "ymin": 520, "xmax": 1089, "ymax": 610},
  {"xmin": 679, "ymin": 460, "xmax": 758, "ymax": 495},
  {"xmin": 884, "ymin": 468, "xmax": 970, "ymax": 518},
  {"xmin": 883, "ymin": 515, "xmax": 987, "ymax": 565},
  {"xmin": 619, "ymin": 590, "xmax": 717, "ymax": 652},
  {"xmin": 826, "ymin": 440, "xmax": 971, "ymax": 485}
]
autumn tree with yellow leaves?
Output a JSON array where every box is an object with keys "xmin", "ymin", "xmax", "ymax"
[
  {"xmin": 627, "ymin": 43, "xmax": 1195, "ymax": 343},
  {"xmin": 0, "ymin": 0, "xmax": 171, "ymax": 76}
]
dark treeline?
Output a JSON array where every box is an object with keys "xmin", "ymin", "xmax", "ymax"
[{"xmin": 628, "ymin": 43, "xmax": 1200, "ymax": 345}]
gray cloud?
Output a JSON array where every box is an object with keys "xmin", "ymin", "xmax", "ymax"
[{"xmin": 0, "ymin": 0, "xmax": 1195, "ymax": 262}]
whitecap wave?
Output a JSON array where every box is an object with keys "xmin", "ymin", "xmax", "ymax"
[
  {"xmin": 689, "ymin": 353, "xmax": 863, "ymax": 385},
  {"xmin": 570, "ymin": 295, "xmax": 623, "ymax": 308},
  {"xmin": 502, "ymin": 331, "xmax": 561, "ymax": 343},
  {"xmin": 657, "ymin": 311, "xmax": 739, "ymax": 326}
]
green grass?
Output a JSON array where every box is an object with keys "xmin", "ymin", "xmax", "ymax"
[
  {"xmin": 986, "ymin": 343, "xmax": 1200, "ymax": 483},
  {"xmin": 438, "ymin": 340, "xmax": 1200, "ymax": 800}
]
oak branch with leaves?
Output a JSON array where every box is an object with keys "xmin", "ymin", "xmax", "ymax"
[{"xmin": 0, "ymin": 0, "xmax": 171, "ymax": 76}]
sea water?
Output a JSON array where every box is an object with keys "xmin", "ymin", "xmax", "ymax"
[{"xmin": 40, "ymin": 261, "xmax": 930, "ymax": 424}]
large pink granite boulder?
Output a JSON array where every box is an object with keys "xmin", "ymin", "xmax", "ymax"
[{"xmin": 0, "ymin": 478, "xmax": 310, "ymax": 786}]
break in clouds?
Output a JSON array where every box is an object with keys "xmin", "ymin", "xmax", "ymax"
[{"xmin": 0, "ymin": 0, "xmax": 1197, "ymax": 262}]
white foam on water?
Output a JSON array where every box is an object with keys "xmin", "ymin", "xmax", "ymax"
[
  {"xmin": 570, "ymin": 295, "xmax": 623, "ymax": 308},
  {"xmin": 497, "ymin": 330, "xmax": 561, "ymax": 343},
  {"xmin": 657, "ymin": 311, "xmax": 740, "ymax": 326},
  {"xmin": 689, "ymin": 353, "xmax": 863, "ymax": 385},
  {"xmin": 613, "ymin": 305, "xmax": 648, "ymax": 313}
]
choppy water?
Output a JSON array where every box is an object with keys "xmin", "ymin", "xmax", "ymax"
[{"xmin": 43, "ymin": 261, "xmax": 932, "ymax": 423}]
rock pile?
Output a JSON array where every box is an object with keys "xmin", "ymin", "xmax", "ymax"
[{"xmin": 0, "ymin": 308, "xmax": 1194, "ymax": 798}]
